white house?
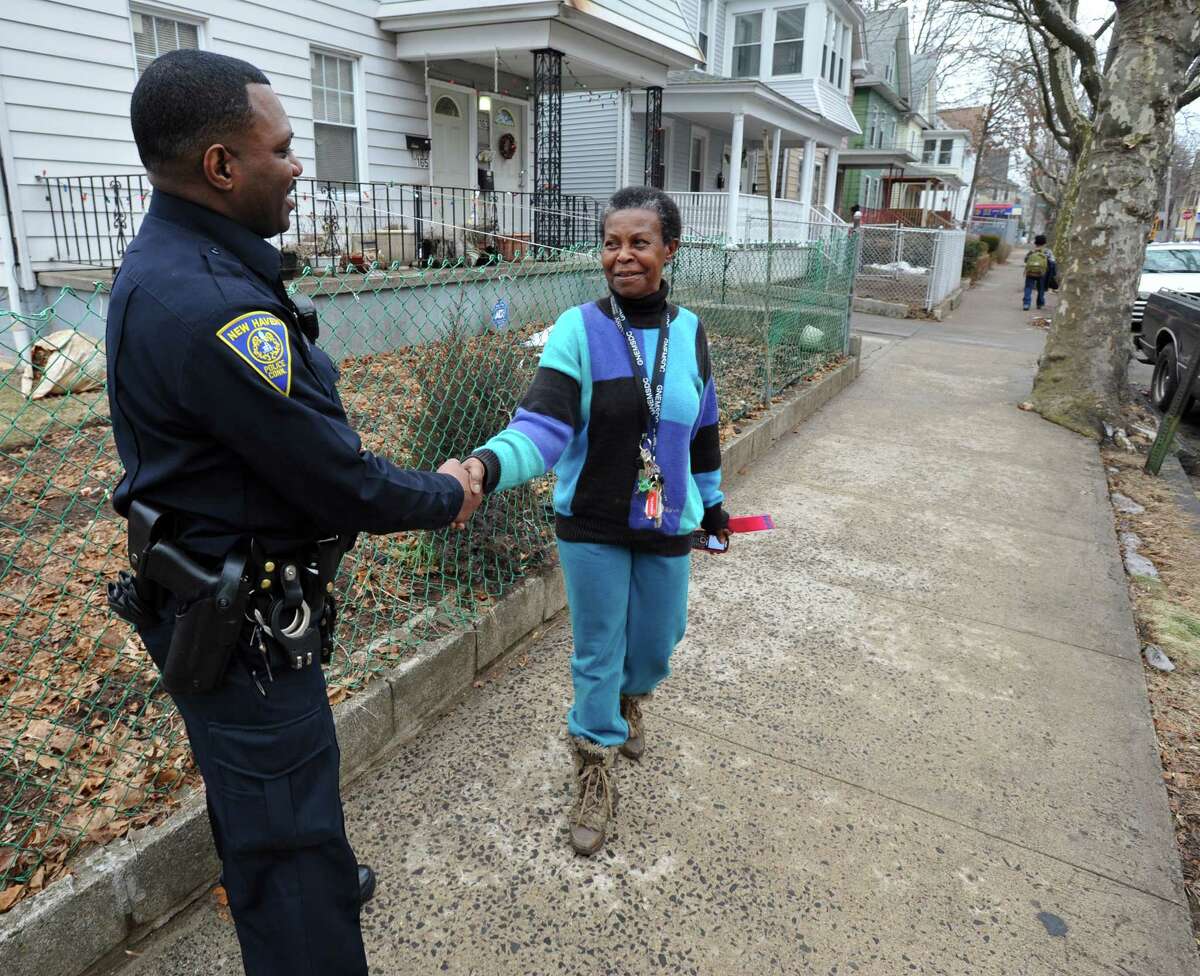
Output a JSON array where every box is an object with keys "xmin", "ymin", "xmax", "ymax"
[
  {"xmin": 559, "ymin": 0, "xmax": 865, "ymax": 241},
  {"xmin": 0, "ymin": 0, "xmax": 712, "ymax": 309}
]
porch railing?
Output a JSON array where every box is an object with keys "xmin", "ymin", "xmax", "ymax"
[
  {"xmin": 38, "ymin": 175, "xmax": 604, "ymax": 271},
  {"xmin": 861, "ymin": 207, "xmax": 956, "ymax": 229},
  {"xmin": 672, "ymin": 191, "xmax": 848, "ymax": 245}
]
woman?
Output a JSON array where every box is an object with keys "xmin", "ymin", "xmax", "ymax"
[{"xmin": 464, "ymin": 186, "xmax": 730, "ymax": 856}]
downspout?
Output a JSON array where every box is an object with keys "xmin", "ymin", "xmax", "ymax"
[
  {"xmin": 0, "ymin": 68, "xmax": 33, "ymax": 393},
  {"xmin": 0, "ymin": 132, "xmax": 32, "ymax": 386}
]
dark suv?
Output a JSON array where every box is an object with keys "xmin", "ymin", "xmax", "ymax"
[{"xmin": 1141, "ymin": 289, "xmax": 1200, "ymax": 410}]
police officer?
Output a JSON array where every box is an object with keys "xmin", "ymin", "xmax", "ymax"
[{"xmin": 106, "ymin": 50, "xmax": 483, "ymax": 975}]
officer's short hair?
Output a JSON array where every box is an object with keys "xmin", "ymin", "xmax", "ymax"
[
  {"xmin": 602, "ymin": 186, "xmax": 683, "ymax": 245},
  {"xmin": 131, "ymin": 49, "xmax": 271, "ymax": 173}
]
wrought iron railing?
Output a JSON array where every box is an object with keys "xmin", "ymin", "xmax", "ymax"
[{"xmin": 38, "ymin": 175, "xmax": 604, "ymax": 271}]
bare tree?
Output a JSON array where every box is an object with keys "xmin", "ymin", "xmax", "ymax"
[{"xmin": 964, "ymin": 0, "xmax": 1200, "ymax": 437}]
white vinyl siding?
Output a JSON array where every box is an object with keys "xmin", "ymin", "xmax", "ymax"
[
  {"xmin": 560, "ymin": 92, "xmax": 622, "ymax": 200},
  {"xmin": 0, "ymin": 0, "xmax": 432, "ymax": 269}
]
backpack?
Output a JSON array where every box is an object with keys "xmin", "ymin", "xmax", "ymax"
[{"xmin": 1025, "ymin": 250, "xmax": 1048, "ymax": 278}]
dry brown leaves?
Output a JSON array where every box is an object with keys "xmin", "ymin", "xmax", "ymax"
[{"xmin": 1104, "ymin": 446, "xmax": 1200, "ymax": 936}]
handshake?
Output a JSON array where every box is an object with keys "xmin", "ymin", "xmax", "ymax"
[{"xmin": 438, "ymin": 457, "xmax": 488, "ymax": 530}]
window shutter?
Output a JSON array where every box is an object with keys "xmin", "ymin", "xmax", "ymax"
[{"xmin": 315, "ymin": 123, "xmax": 358, "ymax": 183}]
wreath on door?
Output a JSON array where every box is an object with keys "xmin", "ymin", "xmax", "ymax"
[{"xmin": 498, "ymin": 133, "xmax": 518, "ymax": 160}]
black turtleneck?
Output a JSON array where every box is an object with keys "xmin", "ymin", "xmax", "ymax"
[{"xmin": 596, "ymin": 281, "xmax": 673, "ymax": 328}]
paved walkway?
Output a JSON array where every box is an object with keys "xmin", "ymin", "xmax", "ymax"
[{"xmin": 120, "ymin": 261, "xmax": 1198, "ymax": 974}]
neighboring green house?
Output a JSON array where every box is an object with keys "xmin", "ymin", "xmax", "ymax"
[{"xmin": 839, "ymin": 6, "xmax": 914, "ymax": 213}]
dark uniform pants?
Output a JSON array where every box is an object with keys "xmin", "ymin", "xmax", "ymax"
[{"xmin": 140, "ymin": 616, "xmax": 368, "ymax": 976}]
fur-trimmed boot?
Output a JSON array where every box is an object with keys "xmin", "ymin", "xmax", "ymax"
[
  {"xmin": 619, "ymin": 695, "xmax": 647, "ymax": 761},
  {"xmin": 570, "ymin": 736, "xmax": 618, "ymax": 856}
]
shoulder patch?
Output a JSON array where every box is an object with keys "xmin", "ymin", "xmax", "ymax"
[{"xmin": 216, "ymin": 311, "xmax": 292, "ymax": 396}]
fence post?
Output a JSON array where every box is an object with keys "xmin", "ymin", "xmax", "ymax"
[
  {"xmin": 845, "ymin": 228, "xmax": 862, "ymax": 355},
  {"xmin": 925, "ymin": 233, "xmax": 940, "ymax": 311}
]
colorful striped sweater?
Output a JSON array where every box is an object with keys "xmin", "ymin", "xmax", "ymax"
[{"xmin": 473, "ymin": 284, "xmax": 727, "ymax": 556}]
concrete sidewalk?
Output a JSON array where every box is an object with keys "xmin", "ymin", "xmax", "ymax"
[{"xmin": 120, "ymin": 261, "xmax": 1198, "ymax": 975}]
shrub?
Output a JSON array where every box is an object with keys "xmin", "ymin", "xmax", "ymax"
[
  {"xmin": 995, "ymin": 241, "xmax": 1012, "ymax": 264},
  {"xmin": 979, "ymin": 233, "xmax": 1002, "ymax": 253},
  {"xmin": 961, "ymin": 238, "xmax": 988, "ymax": 278}
]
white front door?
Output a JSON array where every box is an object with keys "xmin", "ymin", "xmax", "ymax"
[
  {"xmin": 430, "ymin": 90, "xmax": 471, "ymax": 188},
  {"xmin": 489, "ymin": 100, "xmax": 526, "ymax": 194}
]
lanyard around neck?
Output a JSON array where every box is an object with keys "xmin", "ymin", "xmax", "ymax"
[{"xmin": 611, "ymin": 299, "xmax": 670, "ymax": 447}]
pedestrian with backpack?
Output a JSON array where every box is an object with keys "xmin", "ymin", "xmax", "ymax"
[{"xmin": 1023, "ymin": 234, "xmax": 1051, "ymax": 310}]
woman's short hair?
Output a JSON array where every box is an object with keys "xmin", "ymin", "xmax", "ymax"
[{"xmin": 602, "ymin": 186, "xmax": 682, "ymax": 244}]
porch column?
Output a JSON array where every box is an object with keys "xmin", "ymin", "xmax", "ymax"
[
  {"xmin": 798, "ymin": 138, "xmax": 817, "ymax": 222},
  {"xmin": 824, "ymin": 148, "xmax": 839, "ymax": 210},
  {"xmin": 769, "ymin": 128, "xmax": 782, "ymax": 198},
  {"xmin": 726, "ymin": 112, "xmax": 745, "ymax": 243},
  {"xmin": 643, "ymin": 87, "xmax": 664, "ymax": 188},
  {"xmin": 533, "ymin": 49, "xmax": 563, "ymax": 249}
]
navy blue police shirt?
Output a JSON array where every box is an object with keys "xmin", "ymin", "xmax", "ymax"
[{"xmin": 106, "ymin": 190, "xmax": 463, "ymax": 558}]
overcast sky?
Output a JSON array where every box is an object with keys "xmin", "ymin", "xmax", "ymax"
[{"xmin": 938, "ymin": 0, "xmax": 1197, "ymax": 136}]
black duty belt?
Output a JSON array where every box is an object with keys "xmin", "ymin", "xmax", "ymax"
[{"xmin": 107, "ymin": 501, "xmax": 348, "ymax": 694}]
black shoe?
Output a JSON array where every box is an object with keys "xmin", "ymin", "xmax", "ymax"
[{"xmin": 358, "ymin": 864, "xmax": 376, "ymax": 905}]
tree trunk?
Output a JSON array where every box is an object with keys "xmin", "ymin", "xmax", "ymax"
[
  {"xmin": 1030, "ymin": 0, "xmax": 1200, "ymax": 438},
  {"xmin": 1050, "ymin": 125, "xmax": 1091, "ymax": 269}
]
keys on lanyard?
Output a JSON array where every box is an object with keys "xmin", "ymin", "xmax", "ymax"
[
  {"xmin": 614, "ymin": 300, "xmax": 671, "ymax": 529},
  {"xmin": 637, "ymin": 438, "xmax": 664, "ymax": 527}
]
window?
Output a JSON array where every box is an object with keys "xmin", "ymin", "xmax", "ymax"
[
  {"xmin": 132, "ymin": 11, "xmax": 198, "ymax": 74},
  {"xmin": 699, "ymin": 0, "xmax": 711, "ymax": 60},
  {"xmin": 824, "ymin": 16, "xmax": 846, "ymax": 86},
  {"xmin": 839, "ymin": 21, "xmax": 850, "ymax": 88},
  {"xmin": 923, "ymin": 139, "xmax": 937, "ymax": 164},
  {"xmin": 312, "ymin": 52, "xmax": 358, "ymax": 183},
  {"xmin": 772, "ymin": 7, "xmax": 805, "ymax": 75},
  {"xmin": 732, "ymin": 13, "xmax": 762, "ymax": 79},
  {"xmin": 690, "ymin": 136, "xmax": 705, "ymax": 192},
  {"xmin": 939, "ymin": 138, "xmax": 953, "ymax": 165},
  {"xmin": 883, "ymin": 53, "xmax": 894, "ymax": 83},
  {"xmin": 495, "ymin": 107, "xmax": 515, "ymax": 126},
  {"xmin": 434, "ymin": 96, "xmax": 460, "ymax": 118}
]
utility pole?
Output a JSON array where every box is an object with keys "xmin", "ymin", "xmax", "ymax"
[{"xmin": 1162, "ymin": 161, "xmax": 1174, "ymax": 243}]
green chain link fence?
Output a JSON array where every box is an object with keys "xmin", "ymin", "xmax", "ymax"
[{"xmin": 0, "ymin": 229, "xmax": 855, "ymax": 911}]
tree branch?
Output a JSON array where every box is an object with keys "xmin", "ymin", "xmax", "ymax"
[
  {"xmin": 1092, "ymin": 11, "xmax": 1115, "ymax": 39},
  {"xmin": 1180, "ymin": 58, "xmax": 1200, "ymax": 110},
  {"xmin": 1028, "ymin": 0, "xmax": 1101, "ymax": 107},
  {"xmin": 1044, "ymin": 34, "xmax": 1090, "ymax": 146},
  {"xmin": 1026, "ymin": 37, "xmax": 1072, "ymax": 149}
]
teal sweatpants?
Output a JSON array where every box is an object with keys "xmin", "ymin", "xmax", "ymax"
[{"xmin": 557, "ymin": 540, "xmax": 691, "ymax": 747}]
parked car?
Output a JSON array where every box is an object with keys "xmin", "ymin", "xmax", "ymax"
[
  {"xmin": 1131, "ymin": 242, "xmax": 1200, "ymax": 362},
  {"xmin": 1141, "ymin": 289, "xmax": 1200, "ymax": 411}
]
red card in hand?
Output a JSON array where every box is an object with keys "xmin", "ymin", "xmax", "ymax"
[{"xmin": 727, "ymin": 514, "xmax": 774, "ymax": 533}]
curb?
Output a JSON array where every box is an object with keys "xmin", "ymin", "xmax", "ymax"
[
  {"xmin": 1159, "ymin": 453, "xmax": 1200, "ymax": 524},
  {"xmin": 851, "ymin": 296, "xmax": 909, "ymax": 319},
  {"xmin": 1, "ymin": 349, "xmax": 861, "ymax": 976},
  {"xmin": 928, "ymin": 286, "xmax": 964, "ymax": 322}
]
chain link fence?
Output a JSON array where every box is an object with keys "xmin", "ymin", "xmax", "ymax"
[
  {"xmin": 853, "ymin": 225, "xmax": 966, "ymax": 313},
  {"xmin": 0, "ymin": 231, "xmax": 855, "ymax": 911}
]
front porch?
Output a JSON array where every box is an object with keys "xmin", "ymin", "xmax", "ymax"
[
  {"xmin": 377, "ymin": 0, "xmax": 702, "ymax": 252},
  {"xmin": 649, "ymin": 76, "xmax": 857, "ymax": 244}
]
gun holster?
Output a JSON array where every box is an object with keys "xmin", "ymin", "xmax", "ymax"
[{"xmin": 108, "ymin": 500, "xmax": 252, "ymax": 695}]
